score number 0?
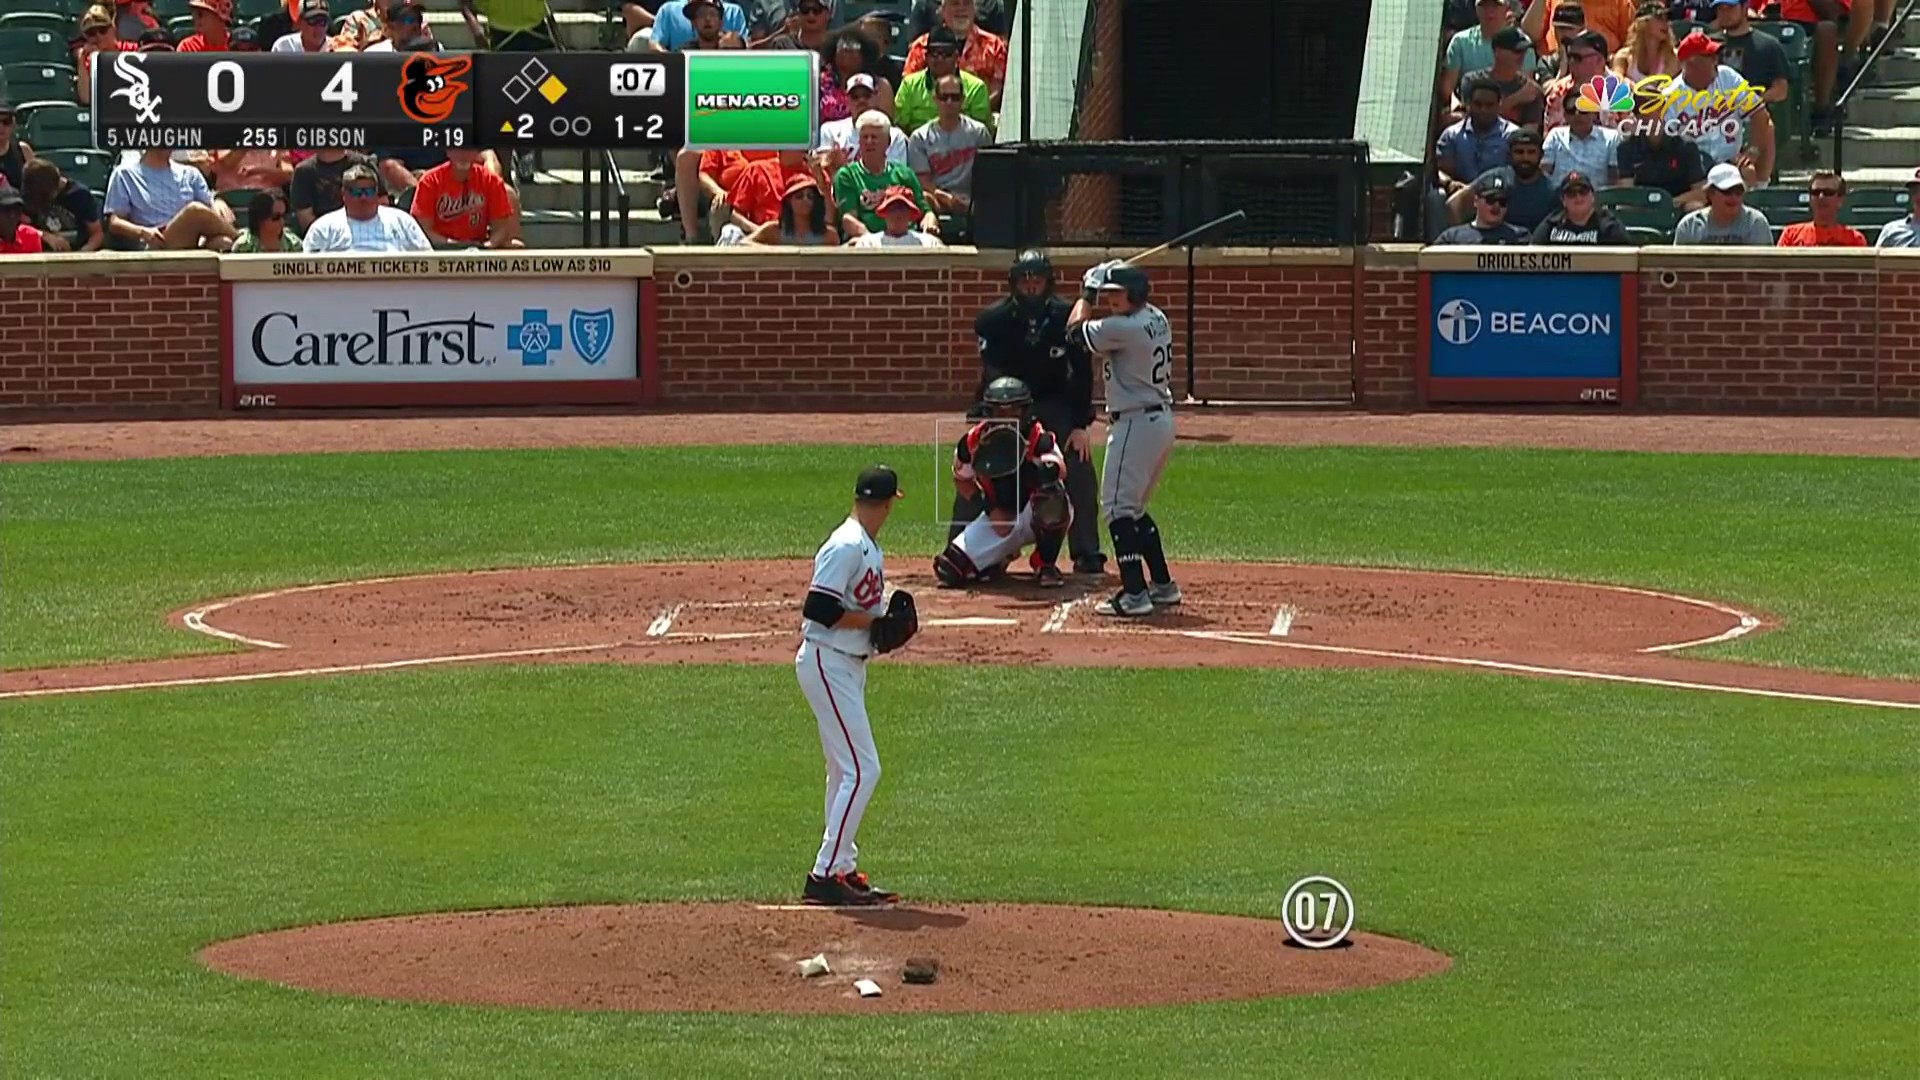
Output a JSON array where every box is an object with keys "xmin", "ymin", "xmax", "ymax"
[{"xmin": 205, "ymin": 59, "xmax": 360, "ymax": 113}]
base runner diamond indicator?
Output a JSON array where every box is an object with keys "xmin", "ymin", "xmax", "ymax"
[{"xmin": 683, "ymin": 51, "xmax": 818, "ymax": 151}]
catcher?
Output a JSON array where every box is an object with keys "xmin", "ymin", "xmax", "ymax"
[{"xmin": 933, "ymin": 377, "xmax": 1074, "ymax": 589}]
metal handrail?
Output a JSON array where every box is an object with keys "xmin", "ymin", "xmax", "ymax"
[
  {"xmin": 1830, "ymin": 0, "xmax": 1919, "ymax": 174},
  {"xmin": 540, "ymin": 4, "xmax": 629, "ymax": 249}
]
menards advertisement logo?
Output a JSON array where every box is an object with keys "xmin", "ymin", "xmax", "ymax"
[{"xmin": 693, "ymin": 92, "xmax": 804, "ymax": 115}]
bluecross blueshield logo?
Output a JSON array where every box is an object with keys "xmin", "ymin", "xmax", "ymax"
[
  {"xmin": 1436, "ymin": 299, "xmax": 1482, "ymax": 346},
  {"xmin": 508, "ymin": 309, "xmax": 563, "ymax": 366},
  {"xmin": 569, "ymin": 309, "xmax": 614, "ymax": 365}
]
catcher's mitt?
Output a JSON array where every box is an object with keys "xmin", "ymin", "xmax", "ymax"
[
  {"xmin": 1031, "ymin": 480, "xmax": 1070, "ymax": 530},
  {"xmin": 971, "ymin": 423, "xmax": 1024, "ymax": 479},
  {"xmin": 870, "ymin": 589, "xmax": 919, "ymax": 654}
]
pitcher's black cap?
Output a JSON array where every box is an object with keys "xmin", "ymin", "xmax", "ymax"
[{"xmin": 855, "ymin": 465, "xmax": 904, "ymax": 501}]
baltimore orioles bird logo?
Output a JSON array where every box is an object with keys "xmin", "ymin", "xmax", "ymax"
[{"xmin": 396, "ymin": 53, "xmax": 472, "ymax": 125}]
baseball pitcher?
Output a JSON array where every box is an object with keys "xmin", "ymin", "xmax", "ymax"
[
  {"xmin": 1069, "ymin": 261, "xmax": 1181, "ymax": 617},
  {"xmin": 933, "ymin": 377, "xmax": 1074, "ymax": 588},
  {"xmin": 794, "ymin": 465, "xmax": 917, "ymax": 907}
]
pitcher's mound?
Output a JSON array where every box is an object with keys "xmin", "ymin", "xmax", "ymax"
[{"xmin": 200, "ymin": 902, "xmax": 1450, "ymax": 1014}]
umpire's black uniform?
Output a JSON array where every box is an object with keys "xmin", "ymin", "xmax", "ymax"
[{"xmin": 952, "ymin": 258, "xmax": 1105, "ymax": 571}]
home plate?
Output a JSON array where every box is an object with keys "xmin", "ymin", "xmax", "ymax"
[{"xmin": 925, "ymin": 616, "xmax": 1020, "ymax": 628}]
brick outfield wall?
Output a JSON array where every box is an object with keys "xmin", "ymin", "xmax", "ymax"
[{"xmin": 1, "ymin": 250, "xmax": 1916, "ymax": 417}]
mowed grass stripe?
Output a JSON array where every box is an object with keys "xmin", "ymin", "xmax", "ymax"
[
  {"xmin": 1, "ymin": 664, "xmax": 1914, "ymax": 1076},
  {"xmin": 2, "ymin": 444, "xmax": 1915, "ymax": 675}
]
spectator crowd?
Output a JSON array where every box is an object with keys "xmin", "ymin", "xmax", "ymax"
[{"xmin": 1429, "ymin": 0, "xmax": 1917, "ymax": 247}]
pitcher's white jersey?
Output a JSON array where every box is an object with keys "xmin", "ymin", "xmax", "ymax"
[
  {"xmin": 802, "ymin": 516, "xmax": 887, "ymax": 657},
  {"xmin": 1082, "ymin": 304, "xmax": 1174, "ymax": 413}
]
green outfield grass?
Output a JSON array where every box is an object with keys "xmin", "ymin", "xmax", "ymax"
[
  {"xmin": 2, "ymin": 443, "xmax": 1917, "ymax": 1076},
  {"xmin": 3, "ymin": 445, "xmax": 1917, "ymax": 676},
  {"xmin": 3, "ymin": 665, "xmax": 1915, "ymax": 1077}
]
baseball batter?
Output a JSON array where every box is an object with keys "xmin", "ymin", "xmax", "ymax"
[
  {"xmin": 1070, "ymin": 261, "xmax": 1181, "ymax": 617},
  {"xmin": 795, "ymin": 465, "xmax": 918, "ymax": 907},
  {"xmin": 933, "ymin": 377, "xmax": 1073, "ymax": 588}
]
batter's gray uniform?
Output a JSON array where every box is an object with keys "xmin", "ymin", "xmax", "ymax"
[{"xmin": 1082, "ymin": 304, "xmax": 1175, "ymax": 521}]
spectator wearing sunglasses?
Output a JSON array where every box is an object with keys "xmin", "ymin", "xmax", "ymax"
[
  {"xmin": 894, "ymin": 27, "xmax": 991, "ymax": 136},
  {"xmin": 302, "ymin": 163, "xmax": 432, "ymax": 252},
  {"xmin": 1433, "ymin": 174, "xmax": 1532, "ymax": 244},
  {"xmin": 1776, "ymin": 170, "xmax": 1867, "ymax": 247},
  {"xmin": 231, "ymin": 189, "xmax": 303, "ymax": 252},
  {"xmin": 762, "ymin": 0, "xmax": 834, "ymax": 52},
  {"xmin": 904, "ymin": 0, "xmax": 1007, "ymax": 108},
  {"xmin": 75, "ymin": 6, "xmax": 137, "ymax": 108},
  {"xmin": 909, "ymin": 73, "xmax": 993, "ymax": 219},
  {"xmin": 273, "ymin": 0, "xmax": 339, "ymax": 52},
  {"xmin": 366, "ymin": 1, "xmax": 439, "ymax": 51}
]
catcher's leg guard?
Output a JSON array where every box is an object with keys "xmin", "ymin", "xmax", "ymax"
[
  {"xmin": 933, "ymin": 543, "xmax": 979, "ymax": 588},
  {"xmin": 1107, "ymin": 516, "xmax": 1149, "ymax": 595},
  {"xmin": 1137, "ymin": 513, "xmax": 1171, "ymax": 586}
]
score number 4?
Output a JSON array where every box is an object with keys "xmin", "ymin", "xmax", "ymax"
[{"xmin": 206, "ymin": 60, "xmax": 358, "ymax": 113}]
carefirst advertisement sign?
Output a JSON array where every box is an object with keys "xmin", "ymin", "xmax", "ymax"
[{"xmin": 226, "ymin": 271, "xmax": 641, "ymax": 409}]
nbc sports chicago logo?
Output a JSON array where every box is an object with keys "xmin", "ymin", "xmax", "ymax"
[
  {"xmin": 1574, "ymin": 72, "xmax": 1761, "ymax": 139},
  {"xmin": 1435, "ymin": 299, "xmax": 1613, "ymax": 345}
]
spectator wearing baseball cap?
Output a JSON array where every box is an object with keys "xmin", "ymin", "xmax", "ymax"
[
  {"xmin": 895, "ymin": 26, "xmax": 992, "ymax": 135},
  {"xmin": 849, "ymin": 185, "xmax": 944, "ymax": 248},
  {"xmin": 1531, "ymin": 171, "xmax": 1632, "ymax": 243},
  {"xmin": 909, "ymin": 72, "xmax": 994, "ymax": 223},
  {"xmin": 177, "ymin": 0, "xmax": 232, "ymax": 52},
  {"xmin": 833, "ymin": 110, "xmax": 940, "ymax": 239},
  {"xmin": 1777, "ymin": 170, "xmax": 1868, "ymax": 247},
  {"xmin": 1456, "ymin": 27, "xmax": 1545, "ymax": 129},
  {"xmin": 137, "ymin": 27, "xmax": 175, "ymax": 51},
  {"xmin": 1673, "ymin": 162, "xmax": 1773, "ymax": 245},
  {"xmin": 904, "ymin": 0, "xmax": 1008, "ymax": 108},
  {"xmin": 302, "ymin": 162, "xmax": 432, "ymax": 252},
  {"xmin": 0, "ymin": 190, "xmax": 46, "ymax": 257},
  {"xmin": 1450, "ymin": 128, "xmax": 1558, "ymax": 229},
  {"xmin": 1443, "ymin": 0, "xmax": 1535, "ymax": 107},
  {"xmin": 1541, "ymin": 30, "xmax": 1620, "ymax": 130},
  {"xmin": 746, "ymin": 173, "xmax": 840, "ymax": 246},
  {"xmin": 274, "ymin": 0, "xmax": 338, "ymax": 52},
  {"xmin": 229, "ymin": 25, "xmax": 263, "ymax": 51},
  {"xmin": 1522, "ymin": 0, "xmax": 1633, "ymax": 58},
  {"xmin": 1433, "ymin": 174, "xmax": 1532, "ymax": 244},
  {"xmin": 74, "ymin": 6, "xmax": 137, "ymax": 108},
  {"xmin": 816, "ymin": 74, "xmax": 909, "ymax": 171},
  {"xmin": 632, "ymin": 0, "xmax": 747, "ymax": 52},
  {"xmin": 1665, "ymin": 31, "xmax": 1761, "ymax": 187},
  {"xmin": 1872, "ymin": 168, "xmax": 1920, "ymax": 248}
]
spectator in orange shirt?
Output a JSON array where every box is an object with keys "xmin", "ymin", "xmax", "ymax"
[
  {"xmin": 715, "ymin": 150, "xmax": 820, "ymax": 244},
  {"xmin": 177, "ymin": 0, "xmax": 233, "ymax": 51},
  {"xmin": 75, "ymin": 6, "xmax": 137, "ymax": 107},
  {"xmin": 668, "ymin": 147, "xmax": 773, "ymax": 242},
  {"xmin": 0, "ymin": 190, "xmax": 45, "ymax": 255},
  {"xmin": 1524, "ymin": 0, "xmax": 1633, "ymax": 55},
  {"xmin": 1777, "ymin": 170, "xmax": 1868, "ymax": 247},
  {"xmin": 904, "ymin": 0, "xmax": 1007, "ymax": 108},
  {"xmin": 410, "ymin": 147, "xmax": 524, "ymax": 248}
]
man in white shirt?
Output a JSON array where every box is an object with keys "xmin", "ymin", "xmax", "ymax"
[
  {"xmin": 302, "ymin": 164, "xmax": 433, "ymax": 252},
  {"xmin": 1874, "ymin": 168, "xmax": 1920, "ymax": 248},
  {"xmin": 1543, "ymin": 85, "xmax": 1620, "ymax": 182},
  {"xmin": 273, "ymin": 0, "xmax": 336, "ymax": 52},
  {"xmin": 849, "ymin": 186, "xmax": 945, "ymax": 248},
  {"xmin": 815, "ymin": 75, "xmax": 908, "ymax": 166}
]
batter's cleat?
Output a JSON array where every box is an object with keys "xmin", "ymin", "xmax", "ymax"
[
  {"xmin": 843, "ymin": 870, "xmax": 899, "ymax": 904},
  {"xmin": 1095, "ymin": 590, "xmax": 1154, "ymax": 617},
  {"xmin": 1073, "ymin": 555, "xmax": 1108, "ymax": 575},
  {"xmin": 1147, "ymin": 581, "xmax": 1183, "ymax": 606},
  {"xmin": 1036, "ymin": 564, "xmax": 1066, "ymax": 588},
  {"xmin": 803, "ymin": 873, "xmax": 891, "ymax": 906}
]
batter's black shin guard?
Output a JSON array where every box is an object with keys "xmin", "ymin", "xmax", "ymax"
[
  {"xmin": 1138, "ymin": 514, "xmax": 1171, "ymax": 585},
  {"xmin": 1108, "ymin": 517, "xmax": 1149, "ymax": 594}
]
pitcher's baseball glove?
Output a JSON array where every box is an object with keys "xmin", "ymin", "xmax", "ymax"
[
  {"xmin": 870, "ymin": 590, "xmax": 919, "ymax": 654},
  {"xmin": 971, "ymin": 424, "xmax": 1024, "ymax": 480}
]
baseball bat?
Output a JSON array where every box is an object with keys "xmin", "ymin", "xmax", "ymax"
[{"xmin": 1122, "ymin": 209, "xmax": 1249, "ymax": 265}]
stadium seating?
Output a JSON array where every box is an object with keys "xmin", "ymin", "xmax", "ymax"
[
  {"xmin": 37, "ymin": 147, "xmax": 114, "ymax": 193},
  {"xmin": 217, "ymin": 189, "xmax": 256, "ymax": 229},
  {"xmin": 0, "ymin": 29, "xmax": 71, "ymax": 67},
  {"xmin": 167, "ymin": 16, "xmax": 197, "ymax": 39},
  {"xmin": 1747, "ymin": 187, "xmax": 1812, "ymax": 225},
  {"xmin": 153, "ymin": 0, "xmax": 196, "ymax": 19},
  {"xmin": 22, "ymin": 102, "xmax": 92, "ymax": 150},
  {"xmin": 235, "ymin": 0, "xmax": 286, "ymax": 22},
  {"xmin": 1, "ymin": 62, "xmax": 79, "ymax": 105},
  {"xmin": 1599, "ymin": 186, "xmax": 1677, "ymax": 235},
  {"xmin": 836, "ymin": 0, "xmax": 913, "ymax": 28},
  {"xmin": 0, "ymin": 14, "xmax": 74, "ymax": 37}
]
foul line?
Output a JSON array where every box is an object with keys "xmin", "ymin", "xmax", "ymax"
[
  {"xmin": 1172, "ymin": 630, "xmax": 1920, "ymax": 712},
  {"xmin": 0, "ymin": 642, "xmax": 628, "ymax": 701}
]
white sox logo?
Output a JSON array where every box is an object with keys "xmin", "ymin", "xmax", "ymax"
[{"xmin": 110, "ymin": 51, "xmax": 163, "ymax": 124}]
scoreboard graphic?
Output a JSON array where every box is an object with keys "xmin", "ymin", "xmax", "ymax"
[{"xmin": 91, "ymin": 50, "xmax": 818, "ymax": 152}]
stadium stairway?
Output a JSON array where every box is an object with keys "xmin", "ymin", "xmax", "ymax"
[{"xmin": 1780, "ymin": 7, "xmax": 1918, "ymax": 188}]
